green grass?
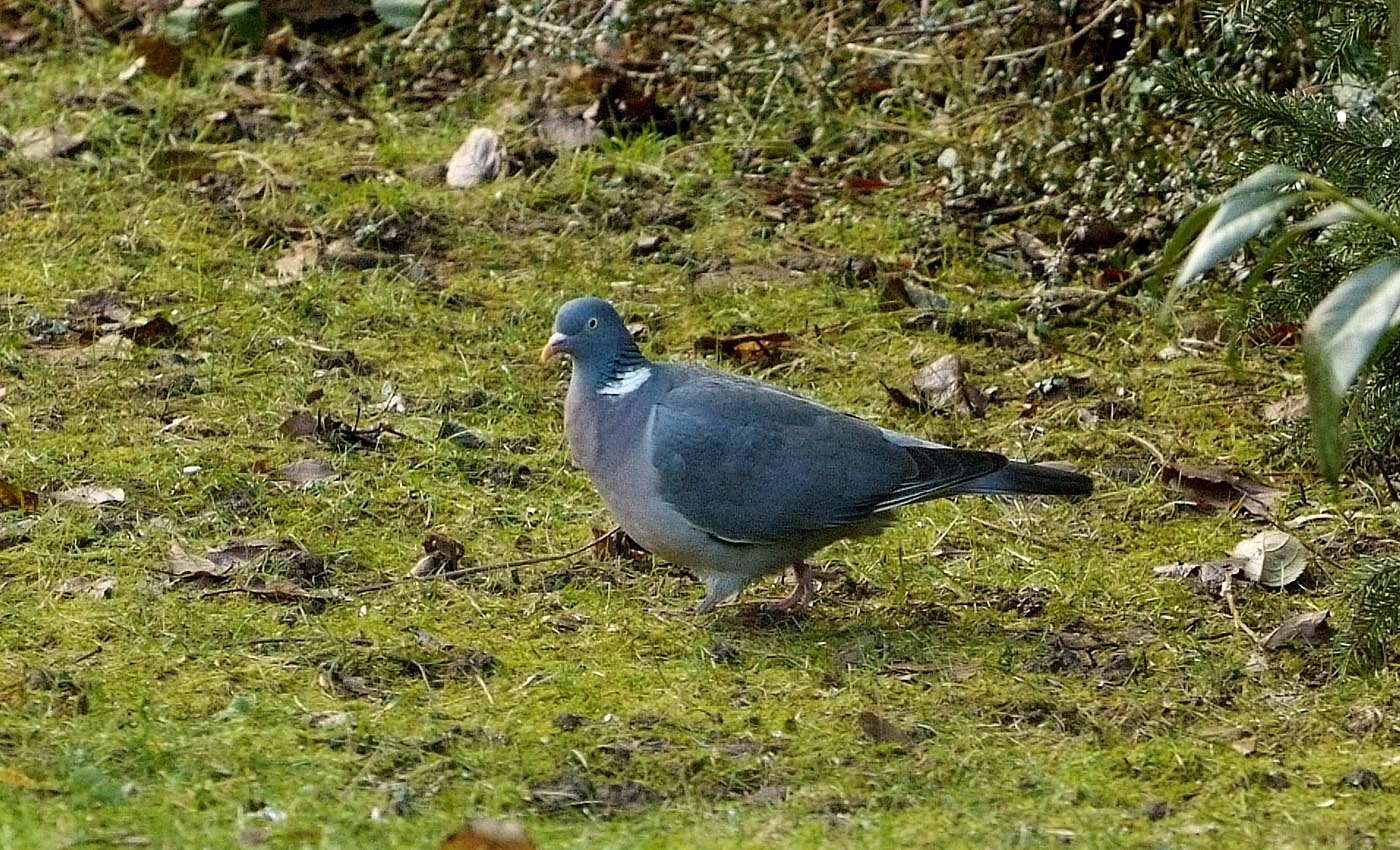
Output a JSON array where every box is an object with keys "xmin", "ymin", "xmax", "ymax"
[{"xmin": 2, "ymin": 42, "xmax": 1399, "ymax": 850}]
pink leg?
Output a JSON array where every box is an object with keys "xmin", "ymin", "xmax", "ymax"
[{"xmin": 763, "ymin": 562, "xmax": 818, "ymax": 612}]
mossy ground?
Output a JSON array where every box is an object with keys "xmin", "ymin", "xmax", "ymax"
[{"xmin": 2, "ymin": 40, "xmax": 1400, "ymax": 850}]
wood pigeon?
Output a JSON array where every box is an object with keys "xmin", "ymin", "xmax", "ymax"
[{"xmin": 543, "ymin": 297, "xmax": 1092, "ymax": 613}]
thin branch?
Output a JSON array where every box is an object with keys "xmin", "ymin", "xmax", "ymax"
[
  {"xmin": 350, "ymin": 526, "xmax": 622, "ymax": 594},
  {"xmin": 984, "ymin": 0, "xmax": 1127, "ymax": 63}
]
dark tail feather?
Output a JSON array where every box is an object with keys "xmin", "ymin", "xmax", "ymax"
[{"xmin": 960, "ymin": 460, "xmax": 1092, "ymax": 496}]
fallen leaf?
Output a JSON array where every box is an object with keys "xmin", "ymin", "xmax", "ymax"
[
  {"xmin": 53, "ymin": 486, "xmax": 125, "ymax": 507},
  {"xmin": 912, "ymin": 354, "xmax": 987, "ymax": 416},
  {"xmin": 1263, "ymin": 610, "xmax": 1332, "ymax": 651},
  {"xmin": 369, "ymin": 381, "xmax": 406, "ymax": 415},
  {"xmin": 134, "ymin": 34, "xmax": 183, "ymax": 78},
  {"xmin": 167, "ymin": 541, "xmax": 234, "ymax": 580},
  {"xmin": 56, "ymin": 576, "xmax": 116, "ymax": 599},
  {"xmin": 630, "ymin": 233, "xmax": 667, "ymax": 257},
  {"xmin": 446, "ymin": 127, "xmax": 504, "ymax": 189},
  {"xmin": 14, "ymin": 126, "xmax": 85, "ymax": 161},
  {"xmin": 1160, "ymin": 463, "xmax": 1282, "ymax": 518},
  {"xmin": 857, "ymin": 711, "xmax": 916, "ymax": 745},
  {"xmin": 694, "ymin": 331, "xmax": 795, "ymax": 366},
  {"xmin": 591, "ymin": 527, "xmax": 649, "ymax": 562},
  {"xmin": 206, "ymin": 537, "xmax": 292, "ymax": 571},
  {"xmin": 318, "ymin": 663, "xmax": 371, "ymax": 698},
  {"xmin": 410, "ymin": 533, "xmax": 465, "ymax": 577},
  {"xmin": 439, "ymin": 819, "xmax": 537, "ymax": 850},
  {"xmin": 1263, "ymin": 395, "xmax": 1309, "ymax": 423},
  {"xmin": 67, "ymin": 290, "xmax": 131, "ymax": 327},
  {"xmin": 273, "ymin": 240, "xmax": 320, "ymax": 282},
  {"xmin": 0, "ymin": 480, "xmax": 40, "ymax": 512},
  {"xmin": 275, "ymin": 459, "xmax": 338, "ymax": 486},
  {"xmin": 881, "ymin": 278, "xmax": 948, "ymax": 311},
  {"xmin": 277, "ymin": 408, "xmax": 396, "ymax": 449},
  {"xmin": 1231, "ymin": 529, "xmax": 1308, "ymax": 588},
  {"xmin": 1153, "ymin": 558, "xmax": 1243, "ymax": 597},
  {"xmin": 239, "ymin": 576, "xmax": 327, "ymax": 602}
]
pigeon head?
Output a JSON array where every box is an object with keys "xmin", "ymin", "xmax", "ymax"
[{"xmin": 542, "ymin": 297, "xmax": 645, "ymax": 376}]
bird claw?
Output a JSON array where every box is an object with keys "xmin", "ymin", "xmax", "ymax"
[{"xmin": 760, "ymin": 563, "xmax": 819, "ymax": 613}]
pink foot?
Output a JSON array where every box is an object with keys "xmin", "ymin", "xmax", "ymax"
[{"xmin": 762, "ymin": 563, "xmax": 818, "ymax": 612}]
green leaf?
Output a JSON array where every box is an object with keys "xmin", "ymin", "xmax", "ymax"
[
  {"xmin": 373, "ymin": 0, "xmax": 427, "ymax": 28},
  {"xmin": 1298, "ymin": 201, "xmax": 1363, "ymax": 231},
  {"xmin": 1303, "ymin": 257, "xmax": 1400, "ymax": 480},
  {"xmin": 165, "ymin": 7, "xmax": 200, "ymax": 42},
  {"xmin": 1174, "ymin": 191, "xmax": 1305, "ymax": 286},
  {"xmin": 221, "ymin": 1, "xmax": 265, "ymax": 44},
  {"xmin": 1158, "ymin": 201, "xmax": 1219, "ymax": 275},
  {"xmin": 1219, "ymin": 163, "xmax": 1307, "ymax": 198}
]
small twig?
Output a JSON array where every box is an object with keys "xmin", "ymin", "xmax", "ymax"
[
  {"xmin": 1116, "ymin": 430, "xmax": 1168, "ymax": 466},
  {"xmin": 984, "ymin": 0, "xmax": 1127, "ymax": 63},
  {"xmin": 1223, "ymin": 585, "xmax": 1261, "ymax": 645},
  {"xmin": 1045, "ymin": 262, "xmax": 1159, "ymax": 328},
  {"xmin": 350, "ymin": 527, "xmax": 622, "ymax": 594},
  {"xmin": 246, "ymin": 636, "xmax": 372, "ymax": 648}
]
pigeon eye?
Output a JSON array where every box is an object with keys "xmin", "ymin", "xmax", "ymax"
[{"xmin": 587, "ymin": 318, "xmax": 598, "ymax": 329}]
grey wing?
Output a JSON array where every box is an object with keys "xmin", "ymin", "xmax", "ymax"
[{"xmin": 647, "ymin": 370, "xmax": 1002, "ymax": 544}]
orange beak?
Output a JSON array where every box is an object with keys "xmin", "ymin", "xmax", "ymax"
[{"xmin": 540, "ymin": 331, "xmax": 567, "ymax": 362}]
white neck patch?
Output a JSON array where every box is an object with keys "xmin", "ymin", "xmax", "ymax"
[{"xmin": 598, "ymin": 365, "xmax": 652, "ymax": 397}]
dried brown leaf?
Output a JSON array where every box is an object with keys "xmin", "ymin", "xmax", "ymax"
[
  {"xmin": 0, "ymin": 480, "xmax": 40, "ymax": 512},
  {"xmin": 912, "ymin": 354, "xmax": 987, "ymax": 417},
  {"xmin": 53, "ymin": 486, "xmax": 125, "ymax": 507},
  {"xmin": 273, "ymin": 240, "xmax": 320, "ymax": 282},
  {"xmin": 120, "ymin": 315, "xmax": 179, "ymax": 346},
  {"xmin": 168, "ymin": 541, "xmax": 234, "ymax": 580},
  {"xmin": 67, "ymin": 290, "xmax": 131, "ymax": 327},
  {"xmin": 15, "ymin": 126, "xmax": 85, "ymax": 160},
  {"xmin": 275, "ymin": 459, "xmax": 338, "ymax": 486},
  {"xmin": 694, "ymin": 331, "xmax": 795, "ymax": 366},
  {"xmin": 591, "ymin": 527, "xmax": 649, "ymax": 562},
  {"xmin": 439, "ymin": 819, "xmax": 536, "ymax": 850},
  {"xmin": 1263, "ymin": 395, "xmax": 1309, "ymax": 423},
  {"xmin": 134, "ymin": 34, "xmax": 183, "ymax": 78},
  {"xmin": 1160, "ymin": 463, "xmax": 1282, "ymax": 518},
  {"xmin": 410, "ymin": 533, "xmax": 465, "ymax": 577},
  {"xmin": 56, "ymin": 576, "xmax": 116, "ymax": 599},
  {"xmin": 1263, "ymin": 610, "xmax": 1333, "ymax": 651},
  {"xmin": 857, "ymin": 711, "xmax": 915, "ymax": 745},
  {"xmin": 1231, "ymin": 530, "xmax": 1308, "ymax": 588}
]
